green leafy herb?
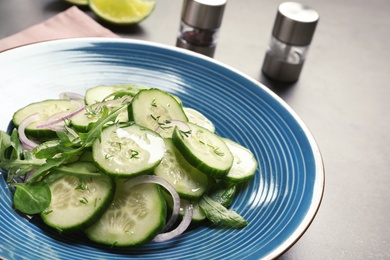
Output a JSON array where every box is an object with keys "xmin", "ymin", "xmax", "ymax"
[
  {"xmin": 12, "ymin": 182, "xmax": 51, "ymax": 214},
  {"xmin": 199, "ymin": 195, "xmax": 248, "ymax": 228},
  {"xmin": 150, "ymin": 114, "xmax": 173, "ymax": 130},
  {"xmin": 102, "ymin": 85, "xmax": 140, "ymax": 100},
  {"xmin": 42, "ymin": 209, "xmax": 53, "ymax": 216},
  {"xmin": 180, "ymin": 129, "xmax": 192, "ymax": 138},
  {"xmin": 79, "ymin": 197, "xmax": 89, "ymax": 204},
  {"xmin": 129, "ymin": 149, "xmax": 139, "ymax": 159},
  {"xmin": 0, "ymin": 130, "xmax": 45, "ymax": 182},
  {"xmin": 199, "ymin": 140, "xmax": 224, "ymax": 156},
  {"xmin": 208, "ymin": 182, "xmax": 237, "ymax": 208},
  {"xmin": 75, "ymin": 182, "xmax": 87, "ymax": 191},
  {"xmin": 212, "ymin": 147, "xmax": 224, "ymax": 156},
  {"xmin": 151, "ymin": 98, "xmax": 157, "ymax": 107},
  {"xmin": 3, "ymin": 105, "xmax": 127, "ymax": 184}
]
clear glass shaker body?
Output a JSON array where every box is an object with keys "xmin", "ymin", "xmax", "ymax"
[
  {"xmin": 178, "ymin": 22, "xmax": 219, "ymax": 47},
  {"xmin": 262, "ymin": 36, "xmax": 310, "ymax": 83},
  {"xmin": 176, "ymin": 21, "xmax": 219, "ymax": 57},
  {"xmin": 261, "ymin": 2, "xmax": 319, "ymax": 83},
  {"xmin": 267, "ymin": 36, "xmax": 309, "ymax": 65}
]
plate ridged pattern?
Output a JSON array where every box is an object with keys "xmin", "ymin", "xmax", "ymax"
[{"xmin": 0, "ymin": 39, "xmax": 323, "ymax": 260}]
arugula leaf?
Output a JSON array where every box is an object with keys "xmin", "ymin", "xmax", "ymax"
[
  {"xmin": 9, "ymin": 129, "xmax": 24, "ymax": 160},
  {"xmin": 199, "ymin": 195, "xmax": 248, "ymax": 228},
  {"xmin": 1, "ymin": 105, "xmax": 128, "ymax": 184},
  {"xmin": 0, "ymin": 98, "xmax": 128, "ymax": 216},
  {"xmin": 12, "ymin": 182, "xmax": 51, "ymax": 214},
  {"xmin": 0, "ymin": 130, "xmax": 11, "ymax": 161},
  {"xmin": 26, "ymin": 157, "xmax": 67, "ymax": 183},
  {"xmin": 0, "ymin": 130, "xmax": 45, "ymax": 182},
  {"xmin": 26, "ymin": 109, "xmax": 123, "ymax": 183},
  {"xmin": 49, "ymin": 164, "xmax": 101, "ymax": 178},
  {"xmin": 81, "ymin": 105, "xmax": 125, "ymax": 145},
  {"xmin": 102, "ymin": 85, "xmax": 142, "ymax": 100}
]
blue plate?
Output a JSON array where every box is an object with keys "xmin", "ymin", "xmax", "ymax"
[{"xmin": 0, "ymin": 38, "xmax": 324, "ymax": 260}]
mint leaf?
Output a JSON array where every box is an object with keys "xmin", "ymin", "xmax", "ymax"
[
  {"xmin": 199, "ymin": 195, "xmax": 248, "ymax": 228},
  {"xmin": 12, "ymin": 182, "xmax": 51, "ymax": 214},
  {"xmin": 208, "ymin": 182, "xmax": 237, "ymax": 208}
]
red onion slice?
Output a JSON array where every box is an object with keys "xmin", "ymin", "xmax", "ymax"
[
  {"xmin": 153, "ymin": 202, "xmax": 194, "ymax": 242},
  {"xmin": 36, "ymin": 106, "xmax": 85, "ymax": 129},
  {"xmin": 18, "ymin": 113, "xmax": 41, "ymax": 150},
  {"xmin": 124, "ymin": 175, "xmax": 181, "ymax": 233},
  {"xmin": 59, "ymin": 92, "xmax": 84, "ymax": 100}
]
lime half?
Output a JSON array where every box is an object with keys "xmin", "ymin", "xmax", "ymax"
[
  {"xmin": 65, "ymin": 0, "xmax": 88, "ymax": 5},
  {"xmin": 89, "ymin": 0, "xmax": 156, "ymax": 25}
]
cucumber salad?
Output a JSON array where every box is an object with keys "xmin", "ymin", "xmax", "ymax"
[{"xmin": 0, "ymin": 84, "xmax": 258, "ymax": 246}]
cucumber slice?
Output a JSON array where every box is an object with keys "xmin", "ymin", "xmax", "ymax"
[
  {"xmin": 31, "ymin": 140, "xmax": 62, "ymax": 159},
  {"xmin": 154, "ymin": 139, "xmax": 208, "ymax": 200},
  {"xmin": 222, "ymin": 138, "xmax": 258, "ymax": 183},
  {"xmin": 129, "ymin": 88, "xmax": 188, "ymax": 138},
  {"xmin": 184, "ymin": 107, "xmax": 215, "ymax": 133},
  {"xmin": 71, "ymin": 101, "xmax": 129, "ymax": 132},
  {"xmin": 92, "ymin": 124, "xmax": 165, "ymax": 177},
  {"xmin": 12, "ymin": 99, "xmax": 80, "ymax": 139},
  {"xmin": 41, "ymin": 162, "xmax": 115, "ymax": 232},
  {"xmin": 162, "ymin": 192, "xmax": 206, "ymax": 223},
  {"xmin": 171, "ymin": 94, "xmax": 183, "ymax": 106},
  {"xmin": 85, "ymin": 178, "xmax": 166, "ymax": 246},
  {"xmin": 172, "ymin": 122, "xmax": 234, "ymax": 179},
  {"xmin": 180, "ymin": 199, "xmax": 206, "ymax": 222},
  {"xmin": 84, "ymin": 84, "xmax": 144, "ymax": 105}
]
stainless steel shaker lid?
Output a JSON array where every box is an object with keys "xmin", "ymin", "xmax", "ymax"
[
  {"xmin": 272, "ymin": 2, "xmax": 319, "ymax": 46},
  {"xmin": 181, "ymin": 0, "xmax": 227, "ymax": 29}
]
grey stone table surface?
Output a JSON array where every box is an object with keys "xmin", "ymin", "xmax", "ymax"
[{"xmin": 1, "ymin": 0, "xmax": 389, "ymax": 259}]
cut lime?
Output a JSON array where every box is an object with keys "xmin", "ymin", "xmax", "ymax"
[
  {"xmin": 89, "ymin": 0, "xmax": 156, "ymax": 25},
  {"xmin": 65, "ymin": 0, "xmax": 88, "ymax": 5}
]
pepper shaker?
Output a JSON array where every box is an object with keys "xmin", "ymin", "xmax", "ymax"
[
  {"xmin": 176, "ymin": 0, "xmax": 227, "ymax": 57},
  {"xmin": 262, "ymin": 2, "xmax": 319, "ymax": 83}
]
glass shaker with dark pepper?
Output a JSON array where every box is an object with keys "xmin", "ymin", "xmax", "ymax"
[{"xmin": 176, "ymin": 0, "xmax": 227, "ymax": 58}]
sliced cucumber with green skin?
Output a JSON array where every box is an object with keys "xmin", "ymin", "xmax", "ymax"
[
  {"xmin": 71, "ymin": 102, "xmax": 129, "ymax": 132},
  {"xmin": 221, "ymin": 138, "xmax": 258, "ymax": 183},
  {"xmin": 172, "ymin": 122, "xmax": 234, "ymax": 179},
  {"xmin": 84, "ymin": 84, "xmax": 145, "ymax": 105},
  {"xmin": 129, "ymin": 88, "xmax": 188, "ymax": 138},
  {"xmin": 162, "ymin": 192, "xmax": 206, "ymax": 223},
  {"xmin": 41, "ymin": 162, "xmax": 115, "ymax": 233},
  {"xmin": 85, "ymin": 178, "xmax": 166, "ymax": 246},
  {"xmin": 180, "ymin": 199, "xmax": 206, "ymax": 222},
  {"xmin": 32, "ymin": 139, "xmax": 62, "ymax": 159},
  {"xmin": 154, "ymin": 139, "xmax": 208, "ymax": 200},
  {"xmin": 184, "ymin": 107, "xmax": 215, "ymax": 133},
  {"xmin": 12, "ymin": 99, "xmax": 80, "ymax": 139},
  {"xmin": 92, "ymin": 123, "xmax": 165, "ymax": 177},
  {"xmin": 71, "ymin": 104, "xmax": 101, "ymax": 132}
]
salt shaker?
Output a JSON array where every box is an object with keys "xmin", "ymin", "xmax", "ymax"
[
  {"xmin": 262, "ymin": 2, "xmax": 319, "ymax": 83},
  {"xmin": 176, "ymin": 0, "xmax": 227, "ymax": 57}
]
